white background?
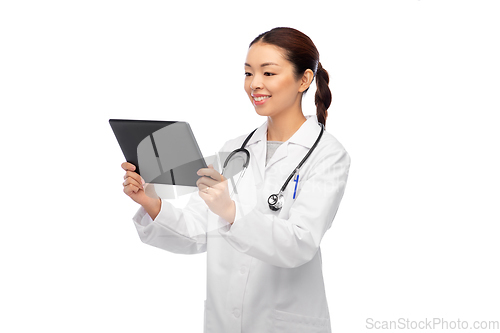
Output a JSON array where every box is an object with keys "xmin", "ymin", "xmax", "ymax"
[{"xmin": 1, "ymin": 0, "xmax": 499, "ymax": 332}]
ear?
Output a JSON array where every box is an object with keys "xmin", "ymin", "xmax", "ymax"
[{"xmin": 298, "ymin": 69, "xmax": 315, "ymax": 93}]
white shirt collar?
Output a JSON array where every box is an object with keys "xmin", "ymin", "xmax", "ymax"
[{"xmin": 245, "ymin": 114, "xmax": 322, "ymax": 149}]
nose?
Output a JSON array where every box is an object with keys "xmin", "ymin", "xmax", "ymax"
[{"xmin": 249, "ymin": 74, "xmax": 263, "ymax": 90}]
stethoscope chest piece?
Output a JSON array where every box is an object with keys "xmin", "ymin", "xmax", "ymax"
[{"xmin": 268, "ymin": 192, "xmax": 284, "ymax": 211}]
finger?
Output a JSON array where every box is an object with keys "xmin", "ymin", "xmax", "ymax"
[
  {"xmin": 123, "ymin": 177, "xmax": 144, "ymax": 190},
  {"xmin": 124, "ymin": 170, "xmax": 145, "ymax": 186},
  {"xmin": 198, "ymin": 187, "xmax": 215, "ymax": 198},
  {"xmin": 123, "ymin": 178, "xmax": 141, "ymax": 190},
  {"xmin": 123, "ymin": 183, "xmax": 141, "ymax": 195},
  {"xmin": 198, "ymin": 189, "xmax": 208, "ymax": 199},
  {"xmin": 196, "ymin": 176, "xmax": 216, "ymax": 192},
  {"xmin": 196, "ymin": 182, "xmax": 211, "ymax": 192},
  {"xmin": 121, "ymin": 162, "xmax": 136, "ymax": 171},
  {"xmin": 125, "ymin": 171, "xmax": 145, "ymax": 186},
  {"xmin": 196, "ymin": 175, "xmax": 219, "ymax": 190},
  {"xmin": 197, "ymin": 167, "xmax": 222, "ymax": 182}
]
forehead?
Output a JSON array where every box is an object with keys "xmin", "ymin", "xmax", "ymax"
[{"xmin": 245, "ymin": 42, "xmax": 288, "ymax": 66}]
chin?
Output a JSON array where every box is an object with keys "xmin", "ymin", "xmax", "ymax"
[{"xmin": 254, "ymin": 107, "xmax": 272, "ymax": 117}]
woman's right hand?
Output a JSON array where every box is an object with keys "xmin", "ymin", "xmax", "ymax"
[{"xmin": 121, "ymin": 162, "xmax": 156, "ymax": 207}]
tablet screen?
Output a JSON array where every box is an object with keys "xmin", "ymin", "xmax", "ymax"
[{"xmin": 110, "ymin": 119, "xmax": 208, "ymax": 187}]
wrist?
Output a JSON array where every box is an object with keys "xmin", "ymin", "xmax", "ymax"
[
  {"xmin": 223, "ymin": 200, "xmax": 236, "ymax": 224},
  {"xmin": 229, "ymin": 200, "xmax": 236, "ymax": 224},
  {"xmin": 143, "ymin": 197, "xmax": 161, "ymax": 220}
]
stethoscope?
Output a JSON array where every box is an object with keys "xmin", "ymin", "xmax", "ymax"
[{"xmin": 221, "ymin": 122, "xmax": 325, "ymax": 211}]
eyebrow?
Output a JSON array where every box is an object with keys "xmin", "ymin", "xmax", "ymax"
[{"xmin": 244, "ymin": 62, "xmax": 280, "ymax": 68}]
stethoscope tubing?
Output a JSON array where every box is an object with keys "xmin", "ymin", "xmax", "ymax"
[
  {"xmin": 220, "ymin": 122, "xmax": 325, "ymax": 211},
  {"xmin": 277, "ymin": 122, "xmax": 325, "ymax": 193}
]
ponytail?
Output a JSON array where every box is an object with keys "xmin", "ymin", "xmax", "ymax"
[{"xmin": 314, "ymin": 62, "xmax": 331, "ymax": 129}]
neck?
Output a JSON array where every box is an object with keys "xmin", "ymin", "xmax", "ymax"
[{"xmin": 266, "ymin": 111, "xmax": 307, "ymax": 142}]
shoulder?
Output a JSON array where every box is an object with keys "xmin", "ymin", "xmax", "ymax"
[
  {"xmin": 296, "ymin": 129, "xmax": 351, "ymax": 182},
  {"xmin": 316, "ymin": 130, "xmax": 351, "ymax": 165},
  {"xmin": 298, "ymin": 130, "xmax": 351, "ymax": 200}
]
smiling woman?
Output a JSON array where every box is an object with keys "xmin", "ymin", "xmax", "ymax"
[
  {"xmin": 121, "ymin": 27, "xmax": 351, "ymax": 333},
  {"xmin": 244, "ymin": 27, "xmax": 332, "ymax": 142},
  {"xmin": 244, "ymin": 44, "xmax": 308, "ymax": 125}
]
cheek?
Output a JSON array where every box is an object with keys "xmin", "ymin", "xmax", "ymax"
[
  {"xmin": 244, "ymin": 79, "xmax": 251, "ymax": 94},
  {"xmin": 271, "ymin": 78, "xmax": 295, "ymax": 98}
]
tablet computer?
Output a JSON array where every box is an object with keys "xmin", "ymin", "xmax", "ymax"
[{"xmin": 109, "ymin": 119, "xmax": 208, "ymax": 187}]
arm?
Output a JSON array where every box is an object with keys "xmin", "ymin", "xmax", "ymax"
[
  {"xmin": 133, "ymin": 188, "xmax": 209, "ymax": 255},
  {"xmin": 218, "ymin": 148, "xmax": 351, "ymax": 268}
]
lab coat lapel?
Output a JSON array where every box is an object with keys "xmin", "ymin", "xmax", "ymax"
[
  {"xmin": 244, "ymin": 120, "xmax": 267, "ymax": 185},
  {"xmin": 264, "ymin": 142, "xmax": 288, "ymax": 169},
  {"xmin": 254, "ymin": 141, "xmax": 266, "ymax": 185},
  {"xmin": 245, "ymin": 115, "xmax": 321, "ymax": 185}
]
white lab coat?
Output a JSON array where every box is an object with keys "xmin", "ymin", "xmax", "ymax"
[{"xmin": 132, "ymin": 114, "xmax": 351, "ymax": 333}]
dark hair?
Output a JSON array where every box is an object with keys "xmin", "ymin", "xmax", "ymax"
[{"xmin": 250, "ymin": 27, "xmax": 332, "ymax": 128}]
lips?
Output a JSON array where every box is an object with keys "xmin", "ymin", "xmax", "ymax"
[
  {"xmin": 251, "ymin": 94, "xmax": 271, "ymax": 105},
  {"xmin": 254, "ymin": 96, "xmax": 271, "ymax": 102}
]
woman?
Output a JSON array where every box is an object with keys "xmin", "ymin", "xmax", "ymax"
[{"xmin": 121, "ymin": 27, "xmax": 351, "ymax": 333}]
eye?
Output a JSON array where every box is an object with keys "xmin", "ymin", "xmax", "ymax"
[
  {"xmin": 245, "ymin": 72, "xmax": 253, "ymax": 77},
  {"xmin": 264, "ymin": 72, "xmax": 275, "ymax": 76}
]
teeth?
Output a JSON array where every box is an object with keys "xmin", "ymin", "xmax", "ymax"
[{"xmin": 254, "ymin": 96, "xmax": 270, "ymax": 102}]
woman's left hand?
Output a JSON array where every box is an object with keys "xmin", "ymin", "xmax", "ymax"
[{"xmin": 197, "ymin": 164, "xmax": 236, "ymax": 224}]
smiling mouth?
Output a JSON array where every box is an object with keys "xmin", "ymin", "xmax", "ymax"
[{"xmin": 253, "ymin": 95, "xmax": 271, "ymax": 102}]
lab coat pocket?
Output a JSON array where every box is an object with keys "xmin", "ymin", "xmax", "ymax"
[{"xmin": 271, "ymin": 309, "xmax": 331, "ymax": 333}]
